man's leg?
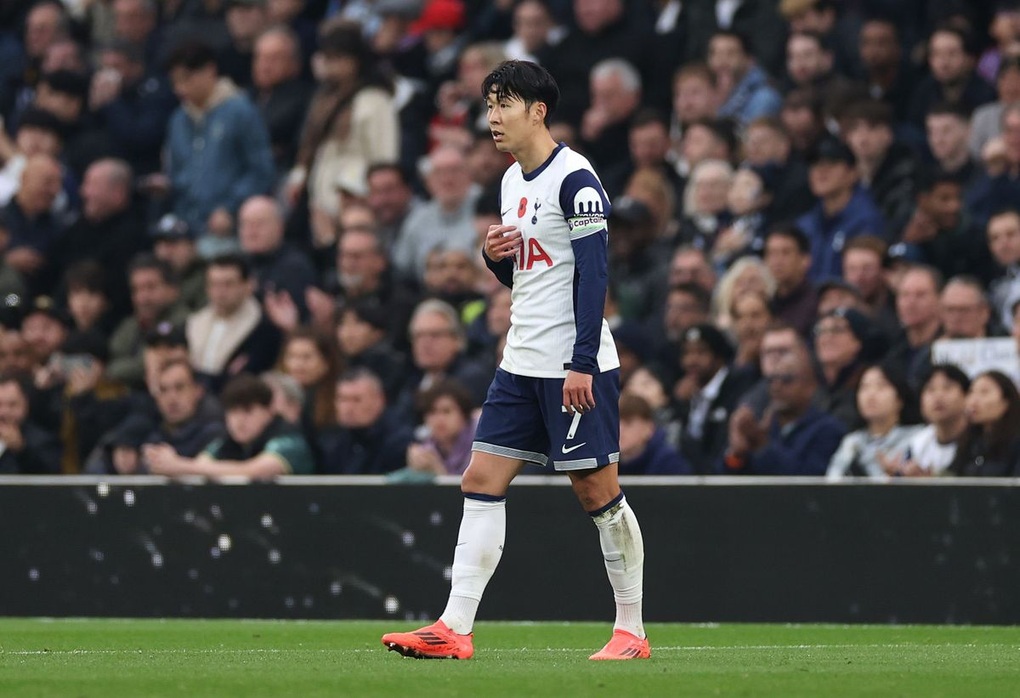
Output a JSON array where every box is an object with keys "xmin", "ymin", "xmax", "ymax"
[
  {"xmin": 438, "ymin": 452, "xmax": 524, "ymax": 634},
  {"xmin": 568, "ymin": 465, "xmax": 649, "ymax": 660},
  {"xmin": 382, "ymin": 452, "xmax": 523, "ymax": 659}
]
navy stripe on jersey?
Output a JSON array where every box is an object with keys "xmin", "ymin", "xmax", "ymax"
[{"xmin": 559, "ymin": 169, "xmax": 611, "ymax": 375}]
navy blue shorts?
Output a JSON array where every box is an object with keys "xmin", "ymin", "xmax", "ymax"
[{"xmin": 472, "ymin": 368, "xmax": 620, "ymax": 471}]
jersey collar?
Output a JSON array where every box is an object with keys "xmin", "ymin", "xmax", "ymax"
[{"xmin": 522, "ymin": 142, "xmax": 566, "ymax": 181}]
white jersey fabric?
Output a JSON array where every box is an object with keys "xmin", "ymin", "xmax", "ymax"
[{"xmin": 498, "ymin": 144, "xmax": 620, "ymax": 378}]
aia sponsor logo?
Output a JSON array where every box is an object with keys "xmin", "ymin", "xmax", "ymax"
[{"xmin": 514, "ymin": 234, "xmax": 553, "ymax": 270}]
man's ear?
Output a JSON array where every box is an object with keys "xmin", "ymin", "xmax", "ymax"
[{"xmin": 531, "ymin": 101, "xmax": 547, "ymax": 125}]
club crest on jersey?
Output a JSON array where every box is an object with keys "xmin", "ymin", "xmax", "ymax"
[
  {"xmin": 532, "ymin": 200, "xmax": 541, "ymax": 225},
  {"xmin": 567, "ymin": 186, "xmax": 606, "ymax": 234},
  {"xmin": 515, "ymin": 235, "xmax": 553, "ymax": 270},
  {"xmin": 517, "ymin": 197, "xmax": 528, "ymax": 218}
]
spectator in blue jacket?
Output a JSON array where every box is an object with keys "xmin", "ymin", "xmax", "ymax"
[
  {"xmin": 723, "ymin": 349, "xmax": 845, "ymax": 476},
  {"xmin": 708, "ymin": 30, "xmax": 782, "ymax": 127},
  {"xmin": 796, "ymin": 135, "xmax": 886, "ymax": 281},
  {"xmin": 162, "ymin": 40, "xmax": 275, "ymax": 254},
  {"xmin": 618, "ymin": 391, "xmax": 689, "ymax": 475}
]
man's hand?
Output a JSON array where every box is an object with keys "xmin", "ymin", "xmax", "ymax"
[
  {"xmin": 901, "ymin": 208, "xmax": 937, "ymax": 244},
  {"xmin": 66, "ymin": 362, "xmax": 102, "ymax": 396},
  {"xmin": 305, "ymin": 286, "xmax": 336, "ymax": 329},
  {"xmin": 728, "ymin": 405, "xmax": 766, "ymax": 456},
  {"xmin": 6, "ymin": 247, "xmax": 44, "ymax": 274},
  {"xmin": 407, "ymin": 443, "xmax": 445, "ymax": 474},
  {"xmin": 264, "ymin": 289, "xmax": 299, "ymax": 331},
  {"xmin": 484, "ymin": 224, "xmax": 521, "ymax": 262},
  {"xmin": 0, "ymin": 422, "xmax": 25, "ymax": 451},
  {"xmin": 562, "ymin": 370, "xmax": 594, "ymax": 415},
  {"xmin": 143, "ymin": 443, "xmax": 185, "ymax": 475}
]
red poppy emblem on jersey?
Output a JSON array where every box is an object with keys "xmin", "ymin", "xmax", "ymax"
[{"xmin": 517, "ymin": 197, "xmax": 528, "ymax": 218}]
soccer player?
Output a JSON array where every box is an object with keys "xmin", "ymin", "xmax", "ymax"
[{"xmin": 381, "ymin": 61, "xmax": 648, "ymax": 661}]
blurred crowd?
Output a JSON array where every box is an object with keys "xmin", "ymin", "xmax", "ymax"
[{"xmin": 0, "ymin": 0, "xmax": 1018, "ymax": 481}]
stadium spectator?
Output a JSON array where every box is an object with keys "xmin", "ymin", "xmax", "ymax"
[
  {"xmin": 669, "ymin": 63, "xmax": 719, "ymax": 152},
  {"xmin": 34, "ymin": 69, "xmax": 106, "ymax": 181},
  {"xmin": 112, "ymin": 0, "xmax": 162, "ymax": 66},
  {"xmin": 277, "ymin": 326, "xmax": 341, "ymax": 435},
  {"xmin": 394, "ymin": 298, "xmax": 490, "ymax": 419},
  {"xmin": 249, "ymin": 26, "xmax": 314, "ymax": 171},
  {"xmin": 779, "ymin": 87, "xmax": 824, "ymax": 155},
  {"xmin": 707, "ymin": 30, "xmax": 781, "ymax": 127},
  {"xmin": 186, "ymin": 254, "xmax": 281, "ymax": 392},
  {"xmin": 107, "ymin": 254, "xmax": 188, "ymax": 389},
  {"xmin": 796, "ymin": 135, "xmax": 886, "ymax": 281},
  {"xmin": 676, "ymin": 159, "xmax": 732, "ymax": 252},
  {"xmin": 841, "ymin": 235, "xmax": 897, "ymax": 335},
  {"xmin": 857, "ymin": 15, "xmax": 913, "ymax": 123},
  {"xmin": 986, "ymin": 209, "xmax": 1020, "ymax": 330},
  {"xmin": 162, "ymin": 40, "xmax": 275, "ymax": 250},
  {"xmin": 3, "ymin": 154, "xmax": 67, "ymax": 296},
  {"xmin": 335, "ymin": 300, "xmax": 407, "ymax": 400},
  {"xmin": 842, "ymin": 99, "xmax": 919, "ymax": 228},
  {"xmin": 948, "ymin": 370, "xmax": 1020, "ymax": 477},
  {"xmin": 970, "ymin": 56, "xmax": 1020, "ymax": 159},
  {"xmin": 220, "ymin": 0, "xmax": 271, "ymax": 89},
  {"xmin": 784, "ymin": 31, "xmax": 841, "ymax": 96},
  {"xmin": 366, "ymin": 162, "xmax": 421, "ymax": 250},
  {"xmin": 318, "ymin": 367, "xmax": 413, "ymax": 474},
  {"xmin": 392, "ymin": 146, "xmax": 480, "ymax": 282},
  {"xmin": 401, "ymin": 379, "xmax": 477, "ymax": 476},
  {"xmin": 711, "ymin": 256, "xmax": 776, "ymax": 333},
  {"xmin": 894, "ymin": 364, "xmax": 970, "ymax": 477},
  {"xmin": 939, "ymin": 275, "xmax": 994, "ymax": 339},
  {"xmin": 826, "ymin": 363, "xmax": 921, "ymax": 480},
  {"xmin": 261, "ymin": 369, "xmax": 304, "ymax": 425},
  {"xmin": 0, "ymin": 373, "xmax": 60, "ymax": 475},
  {"xmin": 21, "ymin": 296, "xmax": 70, "ymax": 389},
  {"xmin": 908, "ymin": 25, "xmax": 996, "ymax": 129},
  {"xmin": 606, "ymin": 197, "xmax": 668, "ymax": 323},
  {"xmin": 603, "ymin": 109, "xmax": 681, "ymax": 204},
  {"xmin": 580, "ymin": 58, "xmax": 642, "ymax": 172},
  {"xmin": 146, "ymin": 373, "xmax": 315, "ymax": 478},
  {"xmin": 90, "ymin": 39, "xmax": 177, "ymax": 176},
  {"xmin": 150, "ymin": 214, "xmax": 206, "ymax": 312},
  {"xmin": 239, "ymin": 196, "xmax": 317, "ymax": 321},
  {"xmin": 0, "ymin": 107, "xmax": 66, "ymax": 209},
  {"xmin": 885, "ymin": 264, "xmax": 944, "ymax": 386},
  {"xmin": 814, "ymin": 306, "xmax": 873, "ymax": 429},
  {"xmin": 618, "ymin": 391, "xmax": 689, "ymax": 475},
  {"xmin": 504, "ymin": 0, "xmax": 562, "ymax": 64},
  {"xmin": 62, "ymin": 262, "xmax": 114, "ymax": 338},
  {"xmin": 729, "ymin": 290, "xmax": 773, "ymax": 372},
  {"xmin": 54, "ymin": 158, "xmax": 147, "ymax": 322},
  {"xmin": 288, "ymin": 19, "xmax": 397, "ymax": 222},
  {"xmin": 926, "ymin": 103, "xmax": 981, "ymax": 190},
  {"xmin": 724, "ymin": 349, "xmax": 846, "ymax": 475},
  {"xmin": 0, "ymin": 331, "xmax": 33, "ymax": 378},
  {"xmin": 675, "ymin": 323, "xmax": 756, "ymax": 473},
  {"xmin": 763, "ymin": 224, "xmax": 818, "ymax": 337},
  {"xmin": 778, "ymin": 0, "xmax": 856, "ymax": 77}
]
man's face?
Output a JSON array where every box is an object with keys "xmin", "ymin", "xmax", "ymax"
[
  {"xmin": 808, "ymin": 159, "xmax": 856, "ymax": 199},
  {"xmin": 896, "ymin": 270, "xmax": 940, "ymax": 330},
  {"xmin": 113, "ymin": 0, "xmax": 155, "ymax": 44},
  {"xmin": 845, "ymin": 121, "xmax": 892, "ymax": 164},
  {"xmin": 155, "ymin": 364, "xmax": 202, "ymax": 426},
  {"xmin": 367, "ymin": 169, "xmax": 412, "ymax": 227},
  {"xmin": 238, "ymin": 200, "xmax": 283, "ymax": 254},
  {"xmin": 859, "ymin": 21, "xmax": 899, "ymax": 72},
  {"xmin": 813, "ymin": 314, "xmax": 862, "ymax": 368},
  {"xmin": 573, "ymin": 0, "xmax": 620, "ymax": 34},
  {"xmin": 153, "ymin": 237, "xmax": 197, "ymax": 272},
  {"xmin": 669, "ymin": 251, "xmax": 715, "ymax": 291},
  {"xmin": 766, "ymin": 355, "xmax": 813, "ymax": 414},
  {"xmin": 681, "ymin": 123, "xmax": 724, "ymax": 166},
  {"xmin": 26, "ymin": 4, "xmax": 63, "ymax": 59},
  {"xmin": 681, "ymin": 340, "xmax": 722, "ymax": 387},
  {"xmin": 786, "ymin": 35, "xmax": 829, "ymax": 86},
  {"xmin": 15, "ymin": 126, "xmax": 60, "ymax": 159},
  {"xmin": 998, "ymin": 66, "xmax": 1020, "ymax": 103},
  {"xmin": 206, "ymin": 265, "xmax": 251, "ymax": 317},
  {"xmin": 0, "ymin": 332, "xmax": 34, "ymax": 373},
  {"xmin": 708, "ymin": 35, "xmax": 747, "ymax": 81},
  {"xmin": 732, "ymin": 294, "xmax": 771, "ymax": 347},
  {"xmin": 929, "ymin": 31, "xmax": 970, "ymax": 84},
  {"xmin": 410, "ymin": 311, "xmax": 461, "ymax": 371},
  {"xmin": 253, "ymin": 32, "xmax": 298, "ymax": 89},
  {"xmin": 225, "ymin": 404, "xmax": 274, "ymax": 445},
  {"xmin": 513, "ymin": 0, "xmax": 553, "ymax": 53},
  {"xmin": 169, "ymin": 64, "xmax": 217, "ymax": 107},
  {"xmin": 590, "ymin": 71, "xmax": 638, "ymax": 123},
  {"xmin": 759, "ymin": 329, "xmax": 799, "ymax": 374},
  {"xmin": 143, "ymin": 344, "xmax": 189, "ymax": 395},
  {"xmin": 926, "ymin": 113, "xmax": 969, "ymax": 164},
  {"xmin": 226, "ymin": 3, "xmax": 268, "ymax": 44},
  {"xmin": 673, "ymin": 75, "xmax": 716, "ymax": 125},
  {"xmin": 629, "ymin": 122, "xmax": 669, "ymax": 168},
  {"xmin": 764, "ymin": 234, "xmax": 808, "ymax": 287},
  {"xmin": 80, "ymin": 163, "xmax": 125, "ymax": 222},
  {"xmin": 21, "ymin": 314, "xmax": 66, "ymax": 363},
  {"xmin": 842, "ymin": 248, "xmax": 884, "ymax": 300},
  {"xmin": 35, "ymin": 83, "xmax": 82, "ymax": 122},
  {"xmin": 0, "ymin": 382, "xmax": 28, "ymax": 426},
  {"xmin": 424, "ymin": 148, "xmax": 472, "ymax": 209},
  {"xmin": 920, "ymin": 182, "xmax": 963, "ymax": 231},
  {"xmin": 988, "ymin": 212, "xmax": 1020, "ymax": 267},
  {"xmin": 336, "ymin": 311, "xmax": 383, "ymax": 357},
  {"xmin": 335, "ymin": 377, "xmax": 385, "ymax": 428},
  {"xmin": 744, "ymin": 124, "xmax": 787, "ymax": 165},
  {"xmin": 940, "ymin": 283, "xmax": 989, "ymax": 339},
  {"xmin": 130, "ymin": 268, "xmax": 175, "ymax": 324}
]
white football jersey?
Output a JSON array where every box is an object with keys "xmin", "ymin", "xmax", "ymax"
[{"xmin": 498, "ymin": 144, "xmax": 620, "ymax": 378}]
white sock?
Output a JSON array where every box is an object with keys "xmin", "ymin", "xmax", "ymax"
[
  {"xmin": 439, "ymin": 496, "xmax": 506, "ymax": 635},
  {"xmin": 591, "ymin": 495, "xmax": 645, "ymax": 638}
]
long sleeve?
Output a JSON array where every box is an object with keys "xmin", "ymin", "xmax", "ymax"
[
  {"xmin": 225, "ymin": 100, "xmax": 276, "ymax": 214},
  {"xmin": 483, "ymin": 252, "xmax": 514, "ymax": 288},
  {"xmin": 749, "ymin": 416, "xmax": 846, "ymax": 476}
]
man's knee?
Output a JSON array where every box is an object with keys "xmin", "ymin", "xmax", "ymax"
[{"xmin": 460, "ymin": 452, "xmax": 522, "ymax": 496}]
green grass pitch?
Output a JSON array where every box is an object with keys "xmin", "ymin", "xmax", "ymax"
[{"xmin": 2, "ymin": 619, "xmax": 1019, "ymax": 697}]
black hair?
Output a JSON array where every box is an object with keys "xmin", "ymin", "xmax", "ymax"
[
  {"xmin": 842, "ymin": 99, "xmax": 894, "ymax": 129},
  {"xmin": 764, "ymin": 223, "xmax": 811, "ymax": 254},
  {"xmin": 128, "ymin": 253, "xmax": 177, "ymax": 286},
  {"xmin": 630, "ymin": 107, "xmax": 669, "ymax": 131},
  {"xmin": 917, "ymin": 167, "xmax": 964, "ymax": 193},
  {"xmin": 859, "ymin": 361, "xmax": 920, "ymax": 425},
  {"xmin": 416, "ymin": 378, "xmax": 475, "ymax": 421},
  {"xmin": 481, "ymin": 60, "xmax": 560, "ymax": 126},
  {"xmin": 221, "ymin": 373, "xmax": 273, "ymax": 410},
  {"xmin": 39, "ymin": 69, "xmax": 88, "ymax": 101},
  {"xmin": 64, "ymin": 260, "xmax": 106, "ymax": 294},
  {"xmin": 709, "ymin": 29, "xmax": 754, "ymax": 57},
  {"xmin": 366, "ymin": 161, "xmax": 411, "ymax": 185},
  {"xmin": 925, "ymin": 100, "xmax": 972, "ymax": 121},
  {"xmin": 920, "ymin": 362, "xmax": 971, "ymax": 394},
  {"xmin": 164, "ymin": 40, "xmax": 218, "ymax": 73},
  {"xmin": 668, "ymin": 282, "xmax": 711, "ymax": 313},
  {"xmin": 208, "ymin": 253, "xmax": 251, "ymax": 281},
  {"xmin": 952, "ymin": 370, "xmax": 1020, "ymax": 469}
]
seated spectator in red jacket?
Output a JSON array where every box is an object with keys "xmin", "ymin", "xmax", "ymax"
[{"xmin": 618, "ymin": 392, "xmax": 689, "ymax": 475}]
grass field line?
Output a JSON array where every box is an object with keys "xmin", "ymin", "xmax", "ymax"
[{"xmin": 5, "ymin": 642, "xmax": 1018, "ymax": 657}]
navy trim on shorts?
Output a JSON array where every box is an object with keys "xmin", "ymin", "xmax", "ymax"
[{"xmin": 464, "ymin": 492, "xmax": 507, "ymax": 503}]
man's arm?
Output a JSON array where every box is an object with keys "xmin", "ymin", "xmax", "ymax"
[
  {"xmin": 747, "ymin": 420, "xmax": 846, "ymax": 476},
  {"xmin": 145, "ymin": 443, "xmax": 289, "ymax": 480},
  {"xmin": 482, "ymin": 224, "xmax": 520, "ymax": 289}
]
